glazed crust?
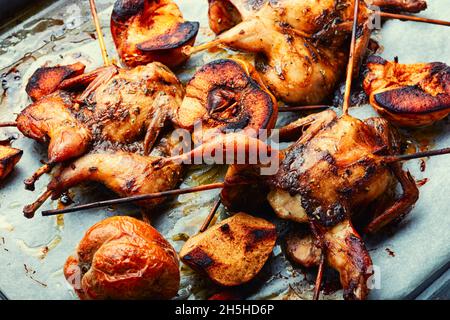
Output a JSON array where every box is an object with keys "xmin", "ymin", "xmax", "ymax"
[{"xmin": 64, "ymin": 216, "xmax": 180, "ymax": 300}]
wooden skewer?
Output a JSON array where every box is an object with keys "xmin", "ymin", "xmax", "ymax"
[
  {"xmin": 199, "ymin": 198, "xmax": 222, "ymax": 233},
  {"xmin": 342, "ymin": 0, "xmax": 360, "ymax": 115},
  {"xmin": 23, "ymin": 189, "xmax": 53, "ymax": 219},
  {"xmin": 278, "ymin": 105, "xmax": 330, "ymax": 112},
  {"xmin": 182, "ymin": 39, "xmax": 222, "ymax": 56},
  {"xmin": 313, "ymin": 254, "xmax": 325, "ymax": 300},
  {"xmin": 0, "ymin": 121, "xmax": 17, "ymax": 128},
  {"xmin": 383, "ymin": 147, "xmax": 450, "ymax": 163},
  {"xmin": 23, "ymin": 163, "xmax": 54, "ymax": 191},
  {"xmin": 41, "ymin": 182, "xmax": 235, "ymax": 216},
  {"xmin": 89, "ymin": 0, "xmax": 111, "ymax": 66},
  {"xmin": 379, "ymin": 12, "xmax": 450, "ymax": 27}
]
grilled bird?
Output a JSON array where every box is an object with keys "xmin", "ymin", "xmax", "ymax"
[
  {"xmin": 364, "ymin": 55, "xmax": 450, "ymax": 127},
  {"xmin": 210, "ymin": 110, "xmax": 419, "ymax": 299},
  {"xmin": 203, "ymin": 0, "xmax": 428, "ymax": 104}
]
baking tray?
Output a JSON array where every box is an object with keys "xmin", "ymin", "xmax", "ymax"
[{"xmin": 0, "ymin": 0, "xmax": 449, "ymax": 300}]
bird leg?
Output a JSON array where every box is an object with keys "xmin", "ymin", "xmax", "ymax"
[
  {"xmin": 156, "ymin": 132, "xmax": 278, "ymax": 167},
  {"xmin": 23, "ymin": 189, "xmax": 53, "ymax": 218},
  {"xmin": 278, "ymin": 109, "xmax": 337, "ymax": 142},
  {"xmin": 365, "ymin": 164, "xmax": 419, "ymax": 233},
  {"xmin": 0, "ymin": 121, "xmax": 17, "ymax": 128},
  {"xmin": 24, "ymin": 163, "xmax": 54, "ymax": 191}
]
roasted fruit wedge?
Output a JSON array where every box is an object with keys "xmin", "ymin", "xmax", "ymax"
[
  {"xmin": 0, "ymin": 144, "xmax": 22, "ymax": 181},
  {"xmin": 25, "ymin": 62, "xmax": 86, "ymax": 101},
  {"xmin": 364, "ymin": 56, "xmax": 450, "ymax": 127},
  {"xmin": 174, "ymin": 59, "xmax": 277, "ymax": 143},
  {"xmin": 111, "ymin": 0, "xmax": 199, "ymax": 68},
  {"xmin": 64, "ymin": 216, "xmax": 180, "ymax": 300},
  {"xmin": 180, "ymin": 212, "xmax": 276, "ymax": 286}
]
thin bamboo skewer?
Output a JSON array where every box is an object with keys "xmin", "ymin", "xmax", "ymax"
[
  {"xmin": 89, "ymin": 0, "xmax": 111, "ymax": 66},
  {"xmin": 342, "ymin": 0, "xmax": 360, "ymax": 115},
  {"xmin": 379, "ymin": 11, "xmax": 450, "ymax": 27}
]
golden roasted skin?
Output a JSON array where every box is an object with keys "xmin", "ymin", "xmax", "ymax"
[
  {"xmin": 48, "ymin": 151, "xmax": 184, "ymax": 208},
  {"xmin": 25, "ymin": 62, "xmax": 86, "ymax": 101},
  {"xmin": 203, "ymin": 0, "xmax": 365, "ymax": 104},
  {"xmin": 64, "ymin": 216, "xmax": 180, "ymax": 300},
  {"xmin": 273, "ymin": 113, "xmax": 392, "ymax": 224},
  {"xmin": 180, "ymin": 212, "xmax": 276, "ymax": 286},
  {"xmin": 0, "ymin": 144, "xmax": 23, "ymax": 181},
  {"xmin": 207, "ymin": 0, "xmax": 428, "ymax": 35},
  {"xmin": 364, "ymin": 55, "xmax": 450, "ymax": 127},
  {"xmin": 16, "ymin": 91, "xmax": 92, "ymax": 163},
  {"xmin": 175, "ymin": 59, "xmax": 277, "ymax": 142},
  {"xmin": 111, "ymin": 0, "xmax": 199, "ymax": 68},
  {"xmin": 86, "ymin": 63, "xmax": 184, "ymax": 146},
  {"xmin": 269, "ymin": 111, "xmax": 408, "ymax": 300}
]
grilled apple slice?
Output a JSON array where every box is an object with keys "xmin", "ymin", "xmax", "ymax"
[
  {"xmin": 111, "ymin": 0, "xmax": 199, "ymax": 68},
  {"xmin": 180, "ymin": 212, "xmax": 276, "ymax": 286},
  {"xmin": 26, "ymin": 62, "xmax": 86, "ymax": 101},
  {"xmin": 175, "ymin": 59, "xmax": 277, "ymax": 143},
  {"xmin": 364, "ymin": 56, "xmax": 450, "ymax": 127},
  {"xmin": 0, "ymin": 145, "xmax": 22, "ymax": 181}
]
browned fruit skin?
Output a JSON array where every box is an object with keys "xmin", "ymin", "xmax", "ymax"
[
  {"xmin": 48, "ymin": 151, "xmax": 183, "ymax": 208},
  {"xmin": 175, "ymin": 59, "xmax": 277, "ymax": 142},
  {"xmin": 0, "ymin": 145, "xmax": 22, "ymax": 181},
  {"xmin": 111, "ymin": 0, "xmax": 199, "ymax": 69},
  {"xmin": 16, "ymin": 91, "xmax": 92, "ymax": 163},
  {"xmin": 25, "ymin": 62, "xmax": 86, "ymax": 101},
  {"xmin": 64, "ymin": 216, "xmax": 180, "ymax": 300},
  {"xmin": 364, "ymin": 56, "xmax": 450, "ymax": 127},
  {"xmin": 180, "ymin": 213, "xmax": 276, "ymax": 286}
]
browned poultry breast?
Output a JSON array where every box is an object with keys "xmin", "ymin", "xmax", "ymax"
[
  {"xmin": 84, "ymin": 62, "xmax": 184, "ymax": 148},
  {"xmin": 364, "ymin": 55, "xmax": 450, "ymax": 127},
  {"xmin": 111, "ymin": 0, "xmax": 199, "ymax": 68}
]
